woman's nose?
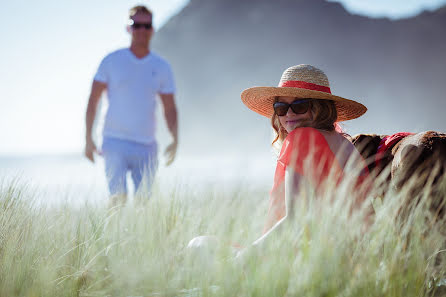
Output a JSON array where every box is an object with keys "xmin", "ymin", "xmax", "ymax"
[{"xmin": 285, "ymin": 106, "xmax": 296, "ymax": 116}]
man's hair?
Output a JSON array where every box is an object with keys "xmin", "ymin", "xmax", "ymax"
[
  {"xmin": 129, "ymin": 5, "xmax": 153, "ymax": 18},
  {"xmin": 271, "ymin": 99, "xmax": 338, "ymax": 147}
]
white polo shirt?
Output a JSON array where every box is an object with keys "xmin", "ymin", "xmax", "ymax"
[{"xmin": 94, "ymin": 48, "xmax": 176, "ymax": 145}]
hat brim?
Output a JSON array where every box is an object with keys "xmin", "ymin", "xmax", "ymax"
[{"xmin": 241, "ymin": 86, "xmax": 367, "ymax": 122}]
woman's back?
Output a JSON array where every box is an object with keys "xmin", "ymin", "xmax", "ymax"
[{"xmin": 319, "ymin": 130, "xmax": 367, "ymax": 176}]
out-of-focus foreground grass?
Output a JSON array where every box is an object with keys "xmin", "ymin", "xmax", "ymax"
[{"xmin": 0, "ymin": 173, "xmax": 445, "ymax": 297}]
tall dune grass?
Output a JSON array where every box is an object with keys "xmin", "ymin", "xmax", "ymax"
[{"xmin": 0, "ymin": 172, "xmax": 445, "ymax": 297}]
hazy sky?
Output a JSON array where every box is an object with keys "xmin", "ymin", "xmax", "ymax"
[
  {"xmin": 328, "ymin": 0, "xmax": 446, "ymax": 18},
  {"xmin": 1, "ymin": 0, "xmax": 445, "ymax": 154}
]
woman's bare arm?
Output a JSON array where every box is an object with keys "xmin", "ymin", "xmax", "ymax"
[{"xmin": 252, "ymin": 167, "xmax": 299, "ymax": 248}]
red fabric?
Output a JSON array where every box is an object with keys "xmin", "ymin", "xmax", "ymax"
[
  {"xmin": 375, "ymin": 132, "xmax": 415, "ymax": 167},
  {"xmin": 264, "ymin": 128, "xmax": 344, "ymax": 234},
  {"xmin": 278, "ymin": 80, "xmax": 331, "ymax": 94}
]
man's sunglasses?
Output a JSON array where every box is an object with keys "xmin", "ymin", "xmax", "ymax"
[
  {"xmin": 273, "ymin": 99, "xmax": 311, "ymax": 116},
  {"xmin": 130, "ymin": 22, "xmax": 152, "ymax": 30}
]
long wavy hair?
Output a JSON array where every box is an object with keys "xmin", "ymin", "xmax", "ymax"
[{"xmin": 271, "ymin": 98, "xmax": 341, "ymax": 148}]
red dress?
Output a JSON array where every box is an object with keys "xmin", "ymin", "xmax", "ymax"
[{"xmin": 263, "ymin": 127, "xmax": 369, "ymax": 234}]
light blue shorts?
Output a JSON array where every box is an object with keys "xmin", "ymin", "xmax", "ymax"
[{"xmin": 102, "ymin": 137, "xmax": 158, "ymax": 196}]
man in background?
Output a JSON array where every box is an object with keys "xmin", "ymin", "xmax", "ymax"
[{"xmin": 85, "ymin": 5, "xmax": 178, "ymax": 205}]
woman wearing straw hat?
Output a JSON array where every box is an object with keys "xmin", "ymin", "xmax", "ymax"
[{"xmin": 239, "ymin": 64, "xmax": 371, "ymax": 255}]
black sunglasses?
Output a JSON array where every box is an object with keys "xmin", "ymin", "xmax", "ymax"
[
  {"xmin": 130, "ymin": 22, "xmax": 152, "ymax": 30},
  {"xmin": 273, "ymin": 99, "xmax": 311, "ymax": 116}
]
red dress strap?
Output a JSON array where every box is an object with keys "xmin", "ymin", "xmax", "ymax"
[{"xmin": 263, "ymin": 128, "xmax": 344, "ymax": 234}]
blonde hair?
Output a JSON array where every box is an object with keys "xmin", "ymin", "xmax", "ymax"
[
  {"xmin": 271, "ymin": 99, "xmax": 338, "ymax": 148},
  {"xmin": 129, "ymin": 5, "xmax": 152, "ymax": 18}
]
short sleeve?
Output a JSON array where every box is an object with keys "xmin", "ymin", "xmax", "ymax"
[
  {"xmin": 93, "ymin": 56, "xmax": 109, "ymax": 83},
  {"xmin": 159, "ymin": 62, "xmax": 176, "ymax": 94}
]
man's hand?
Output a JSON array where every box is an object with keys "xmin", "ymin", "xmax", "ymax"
[
  {"xmin": 164, "ymin": 141, "xmax": 177, "ymax": 166},
  {"xmin": 85, "ymin": 138, "xmax": 97, "ymax": 163}
]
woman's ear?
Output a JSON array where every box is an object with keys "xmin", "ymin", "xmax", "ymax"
[{"xmin": 126, "ymin": 25, "xmax": 131, "ymax": 34}]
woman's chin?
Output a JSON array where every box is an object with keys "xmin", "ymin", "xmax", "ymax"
[{"xmin": 285, "ymin": 121, "xmax": 301, "ymax": 132}]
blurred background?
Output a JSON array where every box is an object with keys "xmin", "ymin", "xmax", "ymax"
[{"xmin": 0, "ymin": 0, "xmax": 445, "ymax": 204}]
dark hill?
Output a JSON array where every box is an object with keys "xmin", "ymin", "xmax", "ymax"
[{"xmin": 152, "ymin": 0, "xmax": 446, "ymax": 154}]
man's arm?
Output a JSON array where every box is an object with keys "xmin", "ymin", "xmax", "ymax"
[
  {"xmin": 85, "ymin": 80, "xmax": 106, "ymax": 162},
  {"xmin": 159, "ymin": 93, "xmax": 178, "ymax": 166}
]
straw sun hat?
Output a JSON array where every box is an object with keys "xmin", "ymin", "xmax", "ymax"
[{"xmin": 241, "ymin": 64, "xmax": 367, "ymax": 121}]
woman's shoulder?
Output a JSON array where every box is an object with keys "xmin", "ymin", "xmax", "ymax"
[{"xmin": 318, "ymin": 130, "xmax": 358, "ymax": 155}]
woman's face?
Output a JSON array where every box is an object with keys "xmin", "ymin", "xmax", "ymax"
[{"xmin": 276, "ymin": 96, "xmax": 313, "ymax": 133}]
